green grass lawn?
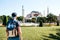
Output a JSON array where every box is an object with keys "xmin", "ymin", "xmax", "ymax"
[{"xmin": 0, "ymin": 26, "xmax": 60, "ymax": 40}]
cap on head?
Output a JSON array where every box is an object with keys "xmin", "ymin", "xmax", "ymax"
[{"xmin": 12, "ymin": 12, "xmax": 17, "ymax": 17}]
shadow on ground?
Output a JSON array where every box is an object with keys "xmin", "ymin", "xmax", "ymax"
[{"xmin": 42, "ymin": 29, "xmax": 60, "ymax": 40}]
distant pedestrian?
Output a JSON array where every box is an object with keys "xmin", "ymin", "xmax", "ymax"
[{"xmin": 6, "ymin": 12, "xmax": 22, "ymax": 40}]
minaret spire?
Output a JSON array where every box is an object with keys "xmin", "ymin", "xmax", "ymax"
[
  {"xmin": 22, "ymin": 5, "xmax": 25, "ymax": 23},
  {"xmin": 47, "ymin": 7, "xmax": 49, "ymax": 15}
]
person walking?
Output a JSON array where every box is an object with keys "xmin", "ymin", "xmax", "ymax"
[{"xmin": 6, "ymin": 12, "xmax": 22, "ymax": 40}]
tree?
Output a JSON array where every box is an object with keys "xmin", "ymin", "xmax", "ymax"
[
  {"xmin": 2, "ymin": 15, "xmax": 7, "ymax": 26},
  {"xmin": 31, "ymin": 18, "xmax": 36, "ymax": 23},
  {"xmin": 0, "ymin": 16, "xmax": 3, "ymax": 22},
  {"xmin": 7, "ymin": 16, "xmax": 12, "ymax": 20},
  {"xmin": 57, "ymin": 20, "xmax": 59, "ymax": 26},
  {"xmin": 47, "ymin": 13, "xmax": 57, "ymax": 23},
  {"xmin": 37, "ymin": 17, "xmax": 47, "ymax": 23},
  {"xmin": 39, "ymin": 20, "xmax": 43, "ymax": 27},
  {"xmin": 17, "ymin": 16, "xmax": 23, "ymax": 21},
  {"xmin": 46, "ymin": 13, "xmax": 57, "ymax": 26}
]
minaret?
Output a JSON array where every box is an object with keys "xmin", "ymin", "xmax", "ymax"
[
  {"xmin": 47, "ymin": 7, "xmax": 49, "ymax": 15},
  {"xmin": 22, "ymin": 5, "xmax": 24, "ymax": 23},
  {"xmin": 22, "ymin": 5, "xmax": 24, "ymax": 17},
  {"xmin": 43, "ymin": 10, "xmax": 45, "ymax": 17}
]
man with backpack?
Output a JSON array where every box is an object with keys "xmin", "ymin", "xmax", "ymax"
[{"xmin": 6, "ymin": 12, "xmax": 22, "ymax": 40}]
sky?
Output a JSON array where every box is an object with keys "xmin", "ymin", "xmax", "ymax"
[{"xmin": 0, "ymin": 0, "xmax": 60, "ymax": 17}]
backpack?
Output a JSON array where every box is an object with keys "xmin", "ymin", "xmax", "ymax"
[{"xmin": 7, "ymin": 19, "xmax": 18, "ymax": 37}]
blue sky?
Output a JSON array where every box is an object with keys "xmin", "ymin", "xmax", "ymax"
[{"xmin": 0, "ymin": 0, "xmax": 60, "ymax": 17}]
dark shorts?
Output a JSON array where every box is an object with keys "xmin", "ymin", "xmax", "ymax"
[{"xmin": 8, "ymin": 37, "xmax": 20, "ymax": 40}]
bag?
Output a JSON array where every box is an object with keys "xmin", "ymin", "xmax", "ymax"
[
  {"xmin": 7, "ymin": 21, "xmax": 16, "ymax": 30},
  {"xmin": 7, "ymin": 20, "xmax": 18, "ymax": 37}
]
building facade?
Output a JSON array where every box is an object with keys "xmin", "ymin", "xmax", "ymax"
[{"xmin": 26, "ymin": 11, "xmax": 42, "ymax": 19}]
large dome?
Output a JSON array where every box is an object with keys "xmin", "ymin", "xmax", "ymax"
[
  {"xmin": 31, "ymin": 11, "xmax": 40, "ymax": 14},
  {"xmin": 26, "ymin": 11, "xmax": 42, "ymax": 19}
]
